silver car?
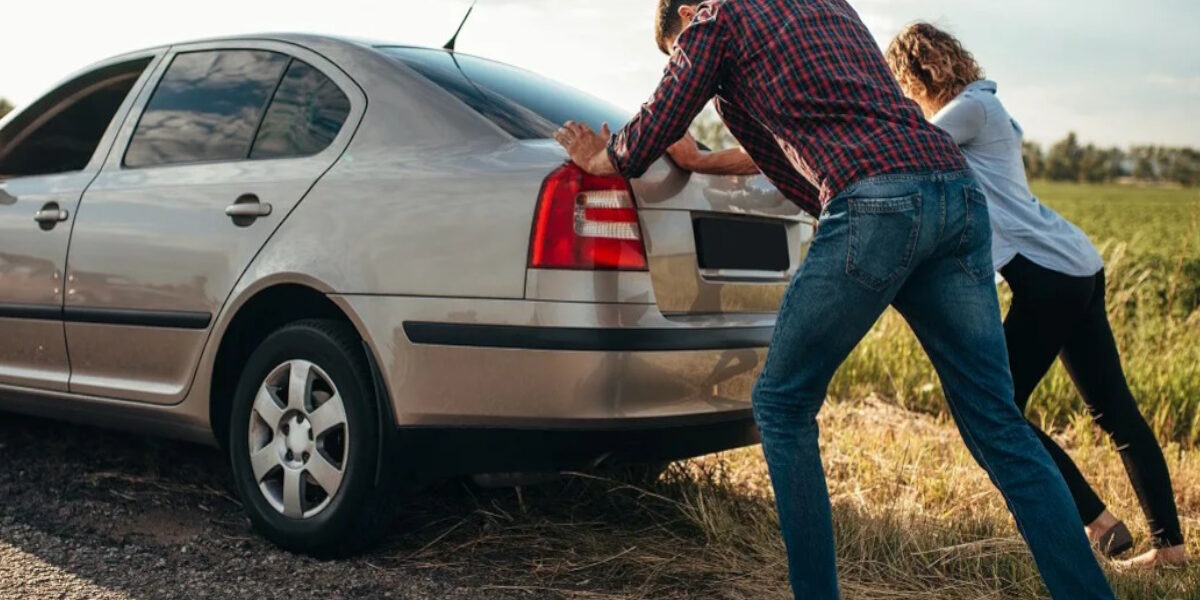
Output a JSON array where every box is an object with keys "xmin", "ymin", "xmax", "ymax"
[{"xmin": 0, "ymin": 34, "xmax": 813, "ymax": 556}]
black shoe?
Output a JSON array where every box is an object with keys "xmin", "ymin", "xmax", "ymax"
[{"xmin": 1095, "ymin": 521, "xmax": 1134, "ymax": 559}]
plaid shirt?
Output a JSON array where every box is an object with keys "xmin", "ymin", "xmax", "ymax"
[{"xmin": 606, "ymin": 0, "xmax": 967, "ymax": 218}]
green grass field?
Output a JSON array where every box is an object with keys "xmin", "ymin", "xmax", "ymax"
[{"xmin": 831, "ymin": 182, "xmax": 1200, "ymax": 446}]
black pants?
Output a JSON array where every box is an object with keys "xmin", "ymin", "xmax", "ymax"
[{"xmin": 1002, "ymin": 254, "xmax": 1184, "ymax": 548}]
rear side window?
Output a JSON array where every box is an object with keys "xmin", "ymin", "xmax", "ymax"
[
  {"xmin": 381, "ymin": 47, "xmax": 631, "ymax": 140},
  {"xmin": 124, "ymin": 50, "xmax": 289, "ymax": 168},
  {"xmin": 251, "ymin": 60, "xmax": 351, "ymax": 159}
]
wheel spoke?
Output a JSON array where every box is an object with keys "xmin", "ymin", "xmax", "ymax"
[
  {"xmin": 306, "ymin": 452, "xmax": 344, "ymax": 496},
  {"xmin": 287, "ymin": 361, "xmax": 313, "ymax": 412},
  {"xmin": 308, "ymin": 393, "xmax": 347, "ymax": 436},
  {"xmin": 252, "ymin": 386, "xmax": 285, "ymax": 429},
  {"xmin": 282, "ymin": 467, "xmax": 304, "ymax": 518},
  {"xmin": 250, "ymin": 438, "xmax": 282, "ymax": 482}
]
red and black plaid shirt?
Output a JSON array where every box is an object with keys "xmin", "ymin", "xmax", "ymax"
[{"xmin": 606, "ymin": 0, "xmax": 967, "ymax": 218}]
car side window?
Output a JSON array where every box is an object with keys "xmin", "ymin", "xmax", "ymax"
[
  {"xmin": 124, "ymin": 50, "xmax": 289, "ymax": 168},
  {"xmin": 0, "ymin": 58, "xmax": 152, "ymax": 178},
  {"xmin": 250, "ymin": 60, "xmax": 351, "ymax": 159}
]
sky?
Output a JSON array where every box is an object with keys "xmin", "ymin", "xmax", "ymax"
[{"xmin": 2, "ymin": 0, "xmax": 1197, "ymax": 147}]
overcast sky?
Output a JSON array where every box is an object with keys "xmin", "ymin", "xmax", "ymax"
[{"xmin": 2, "ymin": 0, "xmax": 1196, "ymax": 147}]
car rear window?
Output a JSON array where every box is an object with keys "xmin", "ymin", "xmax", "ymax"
[{"xmin": 380, "ymin": 47, "xmax": 631, "ymax": 140}]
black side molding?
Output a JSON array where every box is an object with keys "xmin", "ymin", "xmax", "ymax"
[
  {"xmin": 0, "ymin": 303, "xmax": 62, "ymax": 321},
  {"xmin": 0, "ymin": 303, "xmax": 211, "ymax": 330},
  {"xmin": 64, "ymin": 307, "xmax": 212, "ymax": 329},
  {"xmin": 403, "ymin": 321, "xmax": 773, "ymax": 352}
]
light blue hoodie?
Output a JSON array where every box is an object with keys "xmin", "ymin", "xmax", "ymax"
[{"xmin": 932, "ymin": 80, "xmax": 1104, "ymax": 277}]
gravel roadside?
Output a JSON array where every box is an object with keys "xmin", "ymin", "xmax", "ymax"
[{"xmin": 0, "ymin": 413, "xmax": 558, "ymax": 600}]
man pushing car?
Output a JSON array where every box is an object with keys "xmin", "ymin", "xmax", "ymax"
[{"xmin": 554, "ymin": 1, "xmax": 1116, "ymax": 598}]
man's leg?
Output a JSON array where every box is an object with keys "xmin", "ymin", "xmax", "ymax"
[
  {"xmin": 752, "ymin": 195, "xmax": 909, "ymax": 599},
  {"xmin": 891, "ymin": 194, "xmax": 1113, "ymax": 599}
]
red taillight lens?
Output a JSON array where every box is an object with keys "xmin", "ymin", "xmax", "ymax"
[{"xmin": 529, "ymin": 163, "xmax": 648, "ymax": 271}]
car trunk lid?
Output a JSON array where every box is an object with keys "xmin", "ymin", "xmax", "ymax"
[{"xmin": 630, "ymin": 160, "xmax": 815, "ymax": 315}]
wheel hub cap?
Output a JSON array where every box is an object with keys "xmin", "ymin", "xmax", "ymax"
[
  {"xmin": 247, "ymin": 360, "xmax": 349, "ymax": 519},
  {"xmin": 283, "ymin": 414, "xmax": 313, "ymax": 464}
]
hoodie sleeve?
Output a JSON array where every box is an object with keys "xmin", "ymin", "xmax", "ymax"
[{"xmin": 931, "ymin": 94, "xmax": 987, "ymax": 146}]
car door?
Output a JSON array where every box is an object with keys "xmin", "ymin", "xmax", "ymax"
[
  {"xmin": 0, "ymin": 54, "xmax": 159, "ymax": 391},
  {"xmin": 64, "ymin": 40, "xmax": 364, "ymax": 405}
]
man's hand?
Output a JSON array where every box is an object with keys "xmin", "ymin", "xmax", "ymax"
[
  {"xmin": 668, "ymin": 133, "xmax": 704, "ymax": 168},
  {"xmin": 667, "ymin": 132, "xmax": 760, "ymax": 176},
  {"xmin": 554, "ymin": 121, "xmax": 618, "ymax": 176}
]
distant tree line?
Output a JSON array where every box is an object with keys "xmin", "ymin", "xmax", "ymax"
[
  {"xmin": 1023, "ymin": 133, "xmax": 1200, "ymax": 187},
  {"xmin": 0, "ymin": 98, "xmax": 12, "ymax": 120}
]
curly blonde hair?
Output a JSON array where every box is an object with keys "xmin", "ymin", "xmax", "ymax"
[{"xmin": 886, "ymin": 23, "xmax": 984, "ymax": 111}]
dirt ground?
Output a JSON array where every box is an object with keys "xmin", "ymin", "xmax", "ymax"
[{"xmin": 0, "ymin": 413, "xmax": 581, "ymax": 600}]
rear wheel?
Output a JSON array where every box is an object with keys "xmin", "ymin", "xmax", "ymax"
[{"xmin": 228, "ymin": 319, "xmax": 392, "ymax": 557}]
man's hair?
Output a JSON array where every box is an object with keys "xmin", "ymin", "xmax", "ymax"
[
  {"xmin": 885, "ymin": 22, "xmax": 984, "ymax": 109},
  {"xmin": 656, "ymin": 0, "xmax": 704, "ymax": 55}
]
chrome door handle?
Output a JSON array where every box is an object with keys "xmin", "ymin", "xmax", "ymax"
[
  {"xmin": 34, "ymin": 207, "xmax": 69, "ymax": 223},
  {"xmin": 225, "ymin": 194, "xmax": 272, "ymax": 219}
]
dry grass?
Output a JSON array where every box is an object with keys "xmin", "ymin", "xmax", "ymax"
[{"xmin": 379, "ymin": 399, "xmax": 1198, "ymax": 599}]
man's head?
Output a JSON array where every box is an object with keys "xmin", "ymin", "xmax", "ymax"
[{"xmin": 656, "ymin": 0, "xmax": 704, "ymax": 55}]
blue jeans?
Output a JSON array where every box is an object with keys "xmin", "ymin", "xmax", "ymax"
[{"xmin": 751, "ymin": 172, "xmax": 1115, "ymax": 599}]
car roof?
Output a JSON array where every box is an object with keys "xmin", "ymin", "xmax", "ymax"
[{"xmin": 105, "ymin": 32, "xmax": 510, "ymax": 73}]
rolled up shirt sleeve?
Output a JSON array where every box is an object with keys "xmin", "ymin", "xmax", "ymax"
[
  {"xmin": 607, "ymin": 5, "xmax": 731, "ymax": 178},
  {"xmin": 931, "ymin": 94, "xmax": 987, "ymax": 145}
]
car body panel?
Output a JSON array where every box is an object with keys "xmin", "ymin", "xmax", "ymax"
[
  {"xmin": 333, "ymin": 294, "xmax": 771, "ymax": 425},
  {"xmin": 62, "ymin": 39, "xmax": 366, "ymax": 405},
  {"xmin": 0, "ymin": 172, "xmax": 86, "ymax": 391},
  {"xmin": 0, "ymin": 49, "xmax": 165, "ymax": 391}
]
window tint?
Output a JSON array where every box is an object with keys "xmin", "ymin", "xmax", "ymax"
[
  {"xmin": 0, "ymin": 59, "xmax": 151, "ymax": 177},
  {"xmin": 381, "ymin": 47, "xmax": 631, "ymax": 140},
  {"xmin": 250, "ymin": 60, "xmax": 350, "ymax": 159},
  {"xmin": 124, "ymin": 50, "xmax": 289, "ymax": 168}
]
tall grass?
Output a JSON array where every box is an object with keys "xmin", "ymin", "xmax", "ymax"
[{"xmin": 829, "ymin": 183, "xmax": 1200, "ymax": 446}]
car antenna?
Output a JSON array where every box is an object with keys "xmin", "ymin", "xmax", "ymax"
[{"xmin": 443, "ymin": 1, "xmax": 477, "ymax": 51}]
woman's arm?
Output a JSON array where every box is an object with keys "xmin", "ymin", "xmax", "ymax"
[{"xmin": 667, "ymin": 133, "xmax": 760, "ymax": 176}]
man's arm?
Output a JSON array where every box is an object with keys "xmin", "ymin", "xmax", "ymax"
[
  {"xmin": 667, "ymin": 133, "xmax": 760, "ymax": 176},
  {"xmin": 556, "ymin": 5, "xmax": 731, "ymax": 177},
  {"xmin": 714, "ymin": 99, "xmax": 821, "ymax": 209}
]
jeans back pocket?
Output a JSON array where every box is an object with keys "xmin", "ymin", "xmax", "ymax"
[
  {"xmin": 954, "ymin": 186, "xmax": 996, "ymax": 282},
  {"xmin": 846, "ymin": 193, "xmax": 922, "ymax": 291}
]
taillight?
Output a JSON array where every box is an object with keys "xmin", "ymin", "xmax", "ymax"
[{"xmin": 528, "ymin": 163, "xmax": 648, "ymax": 271}]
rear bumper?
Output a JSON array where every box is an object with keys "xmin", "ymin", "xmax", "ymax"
[
  {"xmin": 335, "ymin": 295, "xmax": 775, "ymax": 428},
  {"xmin": 394, "ymin": 410, "xmax": 760, "ymax": 479}
]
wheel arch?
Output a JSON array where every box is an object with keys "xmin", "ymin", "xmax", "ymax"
[{"xmin": 208, "ymin": 281, "xmax": 387, "ymax": 451}]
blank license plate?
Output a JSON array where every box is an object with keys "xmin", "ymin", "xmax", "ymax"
[{"xmin": 693, "ymin": 217, "xmax": 790, "ymax": 272}]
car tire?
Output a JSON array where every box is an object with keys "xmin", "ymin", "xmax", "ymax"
[{"xmin": 228, "ymin": 319, "xmax": 392, "ymax": 557}]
